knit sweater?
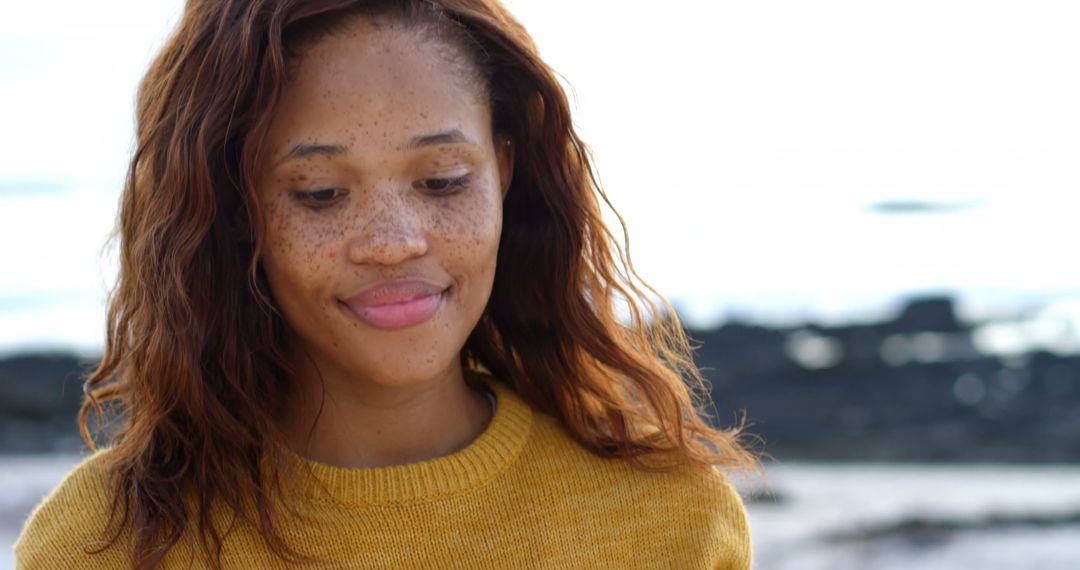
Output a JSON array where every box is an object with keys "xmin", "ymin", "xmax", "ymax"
[{"xmin": 15, "ymin": 373, "xmax": 752, "ymax": 569}]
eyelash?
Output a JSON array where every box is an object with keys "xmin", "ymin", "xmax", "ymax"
[
  {"xmin": 291, "ymin": 176, "xmax": 470, "ymax": 209},
  {"xmin": 413, "ymin": 175, "xmax": 470, "ymax": 194},
  {"xmin": 292, "ymin": 188, "xmax": 346, "ymax": 209}
]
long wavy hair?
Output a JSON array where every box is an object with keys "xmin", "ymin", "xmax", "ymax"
[{"xmin": 82, "ymin": 0, "xmax": 758, "ymax": 567}]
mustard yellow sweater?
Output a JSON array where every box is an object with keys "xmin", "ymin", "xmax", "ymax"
[{"xmin": 16, "ymin": 375, "xmax": 751, "ymax": 569}]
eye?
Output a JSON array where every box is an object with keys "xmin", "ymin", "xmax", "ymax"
[
  {"xmin": 292, "ymin": 188, "xmax": 347, "ymax": 208},
  {"xmin": 414, "ymin": 176, "xmax": 470, "ymax": 194}
]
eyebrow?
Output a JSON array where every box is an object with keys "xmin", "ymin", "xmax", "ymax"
[
  {"xmin": 274, "ymin": 129, "xmax": 478, "ymax": 168},
  {"xmin": 274, "ymin": 143, "xmax": 347, "ymax": 167},
  {"xmin": 407, "ymin": 129, "xmax": 477, "ymax": 150}
]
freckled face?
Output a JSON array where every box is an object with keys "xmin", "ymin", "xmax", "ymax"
[{"xmin": 255, "ymin": 19, "xmax": 511, "ymax": 389}]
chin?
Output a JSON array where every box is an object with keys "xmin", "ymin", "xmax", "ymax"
[{"xmin": 350, "ymin": 351, "xmax": 460, "ymax": 388}]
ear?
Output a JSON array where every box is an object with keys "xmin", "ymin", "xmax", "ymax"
[{"xmin": 495, "ymin": 135, "xmax": 515, "ymax": 198}]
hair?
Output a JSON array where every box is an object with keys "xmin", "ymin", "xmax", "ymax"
[{"xmin": 81, "ymin": 0, "xmax": 759, "ymax": 567}]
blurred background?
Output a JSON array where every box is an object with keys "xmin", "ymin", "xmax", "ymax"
[{"xmin": 2, "ymin": 1, "xmax": 1079, "ymax": 568}]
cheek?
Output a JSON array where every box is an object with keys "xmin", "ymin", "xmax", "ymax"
[
  {"xmin": 261, "ymin": 202, "xmax": 341, "ymax": 293},
  {"xmin": 436, "ymin": 187, "xmax": 503, "ymax": 263}
]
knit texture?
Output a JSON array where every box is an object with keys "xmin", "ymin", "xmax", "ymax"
[{"xmin": 15, "ymin": 372, "xmax": 752, "ymax": 569}]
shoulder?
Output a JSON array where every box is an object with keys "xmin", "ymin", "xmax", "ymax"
[
  {"xmin": 15, "ymin": 449, "xmax": 129, "ymax": 569},
  {"xmin": 522, "ymin": 413, "xmax": 753, "ymax": 569},
  {"xmin": 661, "ymin": 463, "xmax": 753, "ymax": 570}
]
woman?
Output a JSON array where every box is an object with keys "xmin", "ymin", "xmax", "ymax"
[{"xmin": 16, "ymin": 0, "xmax": 757, "ymax": 568}]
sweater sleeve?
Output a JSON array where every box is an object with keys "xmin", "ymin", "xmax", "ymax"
[
  {"xmin": 554, "ymin": 453, "xmax": 755, "ymax": 569},
  {"xmin": 689, "ymin": 465, "xmax": 753, "ymax": 570},
  {"xmin": 636, "ymin": 458, "xmax": 754, "ymax": 569},
  {"xmin": 14, "ymin": 451, "xmax": 128, "ymax": 570}
]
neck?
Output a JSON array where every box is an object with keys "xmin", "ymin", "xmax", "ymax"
[{"xmin": 281, "ymin": 357, "xmax": 492, "ymax": 469}]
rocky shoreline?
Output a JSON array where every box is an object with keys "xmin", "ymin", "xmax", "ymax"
[{"xmin": 2, "ymin": 295, "xmax": 1078, "ymax": 461}]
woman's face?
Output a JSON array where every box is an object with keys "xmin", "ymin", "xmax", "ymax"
[{"xmin": 255, "ymin": 17, "xmax": 511, "ymax": 389}]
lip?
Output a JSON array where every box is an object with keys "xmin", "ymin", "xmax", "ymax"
[{"xmin": 340, "ymin": 278, "xmax": 449, "ymax": 330}]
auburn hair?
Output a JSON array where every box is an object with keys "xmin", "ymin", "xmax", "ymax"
[{"xmin": 81, "ymin": 0, "xmax": 758, "ymax": 567}]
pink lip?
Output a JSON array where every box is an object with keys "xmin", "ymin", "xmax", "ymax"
[{"xmin": 340, "ymin": 279, "xmax": 448, "ymax": 330}]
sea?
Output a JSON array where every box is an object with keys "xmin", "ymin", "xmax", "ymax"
[{"xmin": 3, "ymin": 456, "xmax": 1078, "ymax": 569}]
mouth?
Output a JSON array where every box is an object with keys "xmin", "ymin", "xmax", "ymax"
[{"xmin": 339, "ymin": 286, "xmax": 449, "ymax": 331}]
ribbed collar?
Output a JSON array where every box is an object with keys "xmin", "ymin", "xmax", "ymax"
[{"xmin": 283, "ymin": 371, "xmax": 533, "ymax": 506}]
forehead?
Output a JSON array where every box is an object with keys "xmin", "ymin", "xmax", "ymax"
[{"xmin": 266, "ymin": 18, "xmax": 489, "ymax": 156}]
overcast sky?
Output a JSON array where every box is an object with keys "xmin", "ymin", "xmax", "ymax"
[{"xmin": 2, "ymin": 0, "xmax": 1079, "ymax": 352}]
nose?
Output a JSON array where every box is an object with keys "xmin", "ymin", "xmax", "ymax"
[{"xmin": 346, "ymin": 189, "xmax": 429, "ymax": 266}]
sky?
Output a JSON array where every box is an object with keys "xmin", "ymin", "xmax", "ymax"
[{"xmin": 1, "ymin": 0, "xmax": 1079, "ymax": 353}]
